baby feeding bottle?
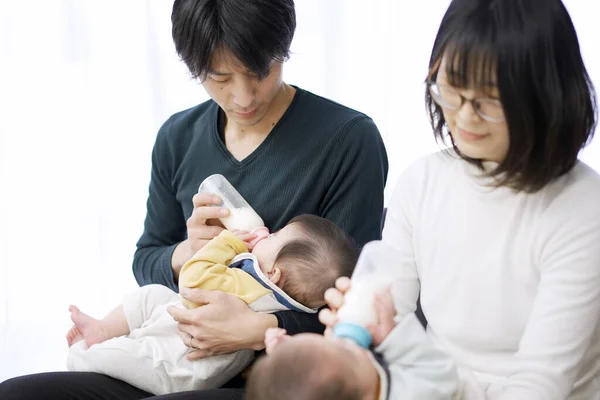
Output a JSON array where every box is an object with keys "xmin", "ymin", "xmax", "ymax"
[
  {"xmin": 333, "ymin": 240, "xmax": 395, "ymax": 348},
  {"xmin": 198, "ymin": 174, "xmax": 269, "ymax": 246}
]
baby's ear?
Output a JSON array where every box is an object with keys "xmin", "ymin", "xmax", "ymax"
[{"xmin": 268, "ymin": 266, "xmax": 282, "ymax": 285}]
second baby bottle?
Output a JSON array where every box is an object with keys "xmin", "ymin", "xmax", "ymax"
[{"xmin": 333, "ymin": 240, "xmax": 396, "ymax": 348}]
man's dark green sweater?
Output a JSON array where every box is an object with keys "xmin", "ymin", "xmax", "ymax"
[{"xmin": 134, "ymin": 87, "xmax": 388, "ymax": 334}]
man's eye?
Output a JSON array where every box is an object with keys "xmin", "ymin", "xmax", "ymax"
[{"xmin": 209, "ymin": 76, "xmax": 228, "ymax": 83}]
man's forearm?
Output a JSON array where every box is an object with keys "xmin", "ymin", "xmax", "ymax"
[
  {"xmin": 133, "ymin": 244, "xmax": 179, "ymax": 291},
  {"xmin": 274, "ymin": 310, "xmax": 324, "ymax": 335},
  {"xmin": 247, "ymin": 313, "xmax": 278, "ymax": 350}
]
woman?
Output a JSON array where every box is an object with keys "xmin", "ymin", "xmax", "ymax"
[
  {"xmin": 321, "ymin": 0, "xmax": 599, "ymax": 399},
  {"xmin": 0, "ymin": 0, "xmax": 387, "ymax": 399}
]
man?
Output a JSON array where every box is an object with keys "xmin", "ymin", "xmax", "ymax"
[{"xmin": 0, "ymin": 1, "xmax": 387, "ymax": 399}]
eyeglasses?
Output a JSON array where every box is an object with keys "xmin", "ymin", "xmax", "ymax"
[{"xmin": 427, "ymin": 82, "xmax": 505, "ymax": 123}]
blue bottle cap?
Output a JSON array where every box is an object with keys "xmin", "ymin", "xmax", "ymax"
[{"xmin": 333, "ymin": 321, "xmax": 372, "ymax": 348}]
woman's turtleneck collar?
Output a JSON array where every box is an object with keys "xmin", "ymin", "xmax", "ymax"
[{"xmin": 456, "ymin": 152, "xmax": 507, "ymax": 193}]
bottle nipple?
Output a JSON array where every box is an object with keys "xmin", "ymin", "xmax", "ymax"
[{"xmin": 248, "ymin": 226, "xmax": 270, "ymax": 249}]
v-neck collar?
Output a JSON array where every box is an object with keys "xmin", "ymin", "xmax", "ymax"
[{"xmin": 211, "ymin": 86, "xmax": 302, "ymax": 169}]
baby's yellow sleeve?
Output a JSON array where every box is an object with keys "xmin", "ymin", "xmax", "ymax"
[{"xmin": 178, "ymin": 230, "xmax": 271, "ymax": 308}]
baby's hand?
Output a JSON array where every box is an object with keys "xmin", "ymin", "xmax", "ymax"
[
  {"xmin": 367, "ymin": 288, "xmax": 397, "ymax": 347},
  {"xmin": 264, "ymin": 327, "xmax": 289, "ymax": 354},
  {"xmin": 231, "ymin": 230, "xmax": 258, "ymax": 251}
]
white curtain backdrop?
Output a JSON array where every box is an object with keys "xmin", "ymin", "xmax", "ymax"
[{"xmin": 1, "ymin": 0, "xmax": 598, "ymax": 381}]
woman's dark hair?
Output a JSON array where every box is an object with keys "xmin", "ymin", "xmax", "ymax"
[
  {"xmin": 426, "ymin": 0, "xmax": 597, "ymax": 192},
  {"xmin": 171, "ymin": 0, "xmax": 296, "ymax": 80}
]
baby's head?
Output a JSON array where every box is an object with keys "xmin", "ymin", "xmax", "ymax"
[
  {"xmin": 252, "ymin": 215, "xmax": 358, "ymax": 308},
  {"xmin": 246, "ymin": 333, "xmax": 379, "ymax": 400}
]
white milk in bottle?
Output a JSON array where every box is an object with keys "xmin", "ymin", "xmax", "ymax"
[
  {"xmin": 334, "ymin": 240, "xmax": 397, "ymax": 348},
  {"xmin": 198, "ymin": 174, "xmax": 266, "ymax": 234}
]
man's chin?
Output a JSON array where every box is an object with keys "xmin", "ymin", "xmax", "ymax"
[{"xmin": 232, "ymin": 115, "xmax": 264, "ymax": 127}]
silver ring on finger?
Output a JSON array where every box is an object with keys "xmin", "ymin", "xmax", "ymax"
[{"xmin": 188, "ymin": 335, "xmax": 194, "ymax": 348}]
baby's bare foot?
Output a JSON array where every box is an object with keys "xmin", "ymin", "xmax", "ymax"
[
  {"xmin": 69, "ymin": 305, "xmax": 109, "ymax": 347},
  {"xmin": 66, "ymin": 325, "xmax": 84, "ymax": 347}
]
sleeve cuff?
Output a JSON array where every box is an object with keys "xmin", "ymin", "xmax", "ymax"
[
  {"xmin": 218, "ymin": 230, "xmax": 249, "ymax": 253},
  {"xmin": 375, "ymin": 313, "xmax": 425, "ymax": 354},
  {"xmin": 274, "ymin": 313, "xmax": 285, "ymax": 329}
]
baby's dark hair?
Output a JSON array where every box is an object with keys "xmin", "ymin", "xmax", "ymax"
[
  {"xmin": 246, "ymin": 344, "xmax": 360, "ymax": 400},
  {"xmin": 274, "ymin": 215, "xmax": 358, "ymax": 309}
]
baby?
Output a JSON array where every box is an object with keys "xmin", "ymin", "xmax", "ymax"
[
  {"xmin": 66, "ymin": 214, "xmax": 358, "ymax": 395},
  {"xmin": 246, "ymin": 291, "xmax": 459, "ymax": 400}
]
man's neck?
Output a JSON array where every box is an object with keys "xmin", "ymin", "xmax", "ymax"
[{"xmin": 223, "ymin": 83, "xmax": 296, "ymax": 161}]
